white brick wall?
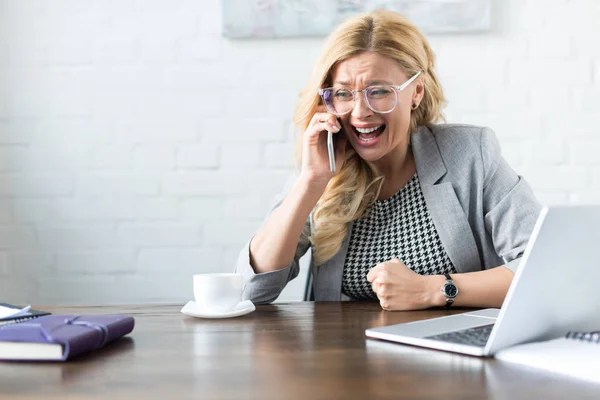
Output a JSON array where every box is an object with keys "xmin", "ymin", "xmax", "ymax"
[{"xmin": 0, "ymin": 0, "xmax": 599, "ymax": 305}]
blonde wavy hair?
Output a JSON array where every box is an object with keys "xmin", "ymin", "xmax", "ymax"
[{"xmin": 294, "ymin": 9, "xmax": 447, "ymax": 265}]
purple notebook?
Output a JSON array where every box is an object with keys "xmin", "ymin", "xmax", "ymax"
[{"xmin": 0, "ymin": 314, "xmax": 135, "ymax": 361}]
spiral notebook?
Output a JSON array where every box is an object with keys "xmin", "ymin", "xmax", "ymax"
[
  {"xmin": 0, "ymin": 303, "xmax": 51, "ymax": 326},
  {"xmin": 495, "ymin": 331, "xmax": 600, "ymax": 384}
]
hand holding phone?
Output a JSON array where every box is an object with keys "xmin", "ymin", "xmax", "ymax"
[{"xmin": 305, "ymin": 110, "xmax": 342, "ymax": 176}]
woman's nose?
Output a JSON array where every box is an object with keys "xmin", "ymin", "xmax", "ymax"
[{"xmin": 351, "ymin": 92, "xmax": 373, "ymax": 119}]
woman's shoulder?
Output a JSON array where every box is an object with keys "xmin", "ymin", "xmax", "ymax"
[
  {"xmin": 427, "ymin": 123, "xmax": 493, "ymax": 141},
  {"xmin": 420, "ymin": 123, "xmax": 500, "ymax": 155},
  {"xmin": 414, "ymin": 123, "xmax": 503, "ymax": 180}
]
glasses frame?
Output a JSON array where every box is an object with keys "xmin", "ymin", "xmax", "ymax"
[{"xmin": 318, "ymin": 71, "xmax": 422, "ymax": 116}]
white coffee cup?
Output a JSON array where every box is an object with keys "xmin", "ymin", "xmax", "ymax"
[{"xmin": 193, "ymin": 273, "xmax": 244, "ymax": 313}]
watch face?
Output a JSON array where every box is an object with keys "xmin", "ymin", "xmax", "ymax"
[{"xmin": 444, "ymin": 283, "xmax": 458, "ymax": 298}]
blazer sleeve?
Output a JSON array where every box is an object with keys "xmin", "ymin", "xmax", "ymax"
[
  {"xmin": 480, "ymin": 127, "xmax": 542, "ymax": 273},
  {"xmin": 235, "ymin": 171, "xmax": 312, "ymax": 304}
]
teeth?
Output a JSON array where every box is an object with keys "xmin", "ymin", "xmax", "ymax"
[
  {"xmin": 358, "ymin": 136, "xmax": 378, "ymax": 142},
  {"xmin": 355, "ymin": 125, "xmax": 382, "ymax": 134}
]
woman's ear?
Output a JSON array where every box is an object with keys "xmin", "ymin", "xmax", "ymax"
[{"xmin": 412, "ymin": 79, "xmax": 425, "ymax": 105}]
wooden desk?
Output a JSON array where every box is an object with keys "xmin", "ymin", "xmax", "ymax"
[{"xmin": 0, "ymin": 302, "xmax": 598, "ymax": 399}]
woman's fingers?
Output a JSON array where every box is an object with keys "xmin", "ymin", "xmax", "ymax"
[
  {"xmin": 304, "ymin": 122, "xmax": 340, "ymax": 144},
  {"xmin": 372, "ymin": 280, "xmax": 379, "ymax": 294},
  {"xmin": 310, "ymin": 113, "xmax": 341, "ymax": 129}
]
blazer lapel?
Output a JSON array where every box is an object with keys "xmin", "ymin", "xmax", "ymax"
[
  {"xmin": 313, "ymin": 221, "xmax": 353, "ymax": 301},
  {"xmin": 412, "ymin": 127, "xmax": 481, "ymax": 273}
]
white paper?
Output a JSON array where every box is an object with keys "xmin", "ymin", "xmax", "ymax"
[
  {"xmin": 495, "ymin": 337, "xmax": 600, "ymax": 384},
  {"xmin": 0, "ymin": 304, "xmax": 31, "ymax": 319}
]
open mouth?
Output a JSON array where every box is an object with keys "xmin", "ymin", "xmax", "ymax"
[{"xmin": 352, "ymin": 124, "xmax": 386, "ymax": 143}]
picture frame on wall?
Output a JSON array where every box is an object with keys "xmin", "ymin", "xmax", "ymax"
[{"xmin": 222, "ymin": 0, "xmax": 492, "ymax": 38}]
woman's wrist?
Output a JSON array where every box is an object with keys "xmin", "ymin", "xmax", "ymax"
[
  {"xmin": 297, "ymin": 171, "xmax": 329, "ymax": 196},
  {"xmin": 423, "ymin": 274, "xmax": 447, "ymax": 308}
]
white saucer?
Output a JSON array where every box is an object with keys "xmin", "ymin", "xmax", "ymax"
[{"xmin": 180, "ymin": 300, "xmax": 256, "ymax": 319}]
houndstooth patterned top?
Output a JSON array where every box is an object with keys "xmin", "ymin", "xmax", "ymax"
[{"xmin": 342, "ymin": 173, "xmax": 456, "ymax": 301}]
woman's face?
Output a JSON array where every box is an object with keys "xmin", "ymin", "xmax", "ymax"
[{"xmin": 330, "ymin": 52, "xmax": 423, "ymax": 166}]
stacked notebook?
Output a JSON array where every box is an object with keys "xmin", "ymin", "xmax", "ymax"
[
  {"xmin": 0, "ymin": 303, "xmax": 135, "ymax": 361},
  {"xmin": 495, "ymin": 330, "xmax": 600, "ymax": 384}
]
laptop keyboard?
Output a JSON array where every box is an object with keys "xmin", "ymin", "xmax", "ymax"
[{"xmin": 425, "ymin": 324, "xmax": 495, "ymax": 347}]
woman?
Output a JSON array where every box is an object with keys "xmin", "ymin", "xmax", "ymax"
[{"xmin": 236, "ymin": 9, "xmax": 541, "ymax": 310}]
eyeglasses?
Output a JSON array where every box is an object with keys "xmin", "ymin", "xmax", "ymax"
[{"xmin": 318, "ymin": 71, "xmax": 421, "ymax": 115}]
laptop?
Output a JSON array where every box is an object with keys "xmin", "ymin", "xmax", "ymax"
[{"xmin": 365, "ymin": 205, "xmax": 600, "ymax": 356}]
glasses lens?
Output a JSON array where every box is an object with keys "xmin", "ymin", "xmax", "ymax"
[
  {"xmin": 366, "ymin": 86, "xmax": 397, "ymax": 113},
  {"xmin": 322, "ymin": 88, "xmax": 353, "ymax": 115}
]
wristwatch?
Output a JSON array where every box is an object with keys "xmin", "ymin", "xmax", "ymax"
[{"xmin": 441, "ymin": 273, "xmax": 458, "ymax": 308}]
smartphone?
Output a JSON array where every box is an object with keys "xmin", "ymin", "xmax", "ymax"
[
  {"xmin": 327, "ymin": 130, "xmax": 336, "ymax": 173},
  {"xmin": 327, "ymin": 117, "xmax": 342, "ymax": 173}
]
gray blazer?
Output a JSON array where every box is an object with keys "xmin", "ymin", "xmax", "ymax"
[{"xmin": 236, "ymin": 124, "xmax": 542, "ymax": 304}]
